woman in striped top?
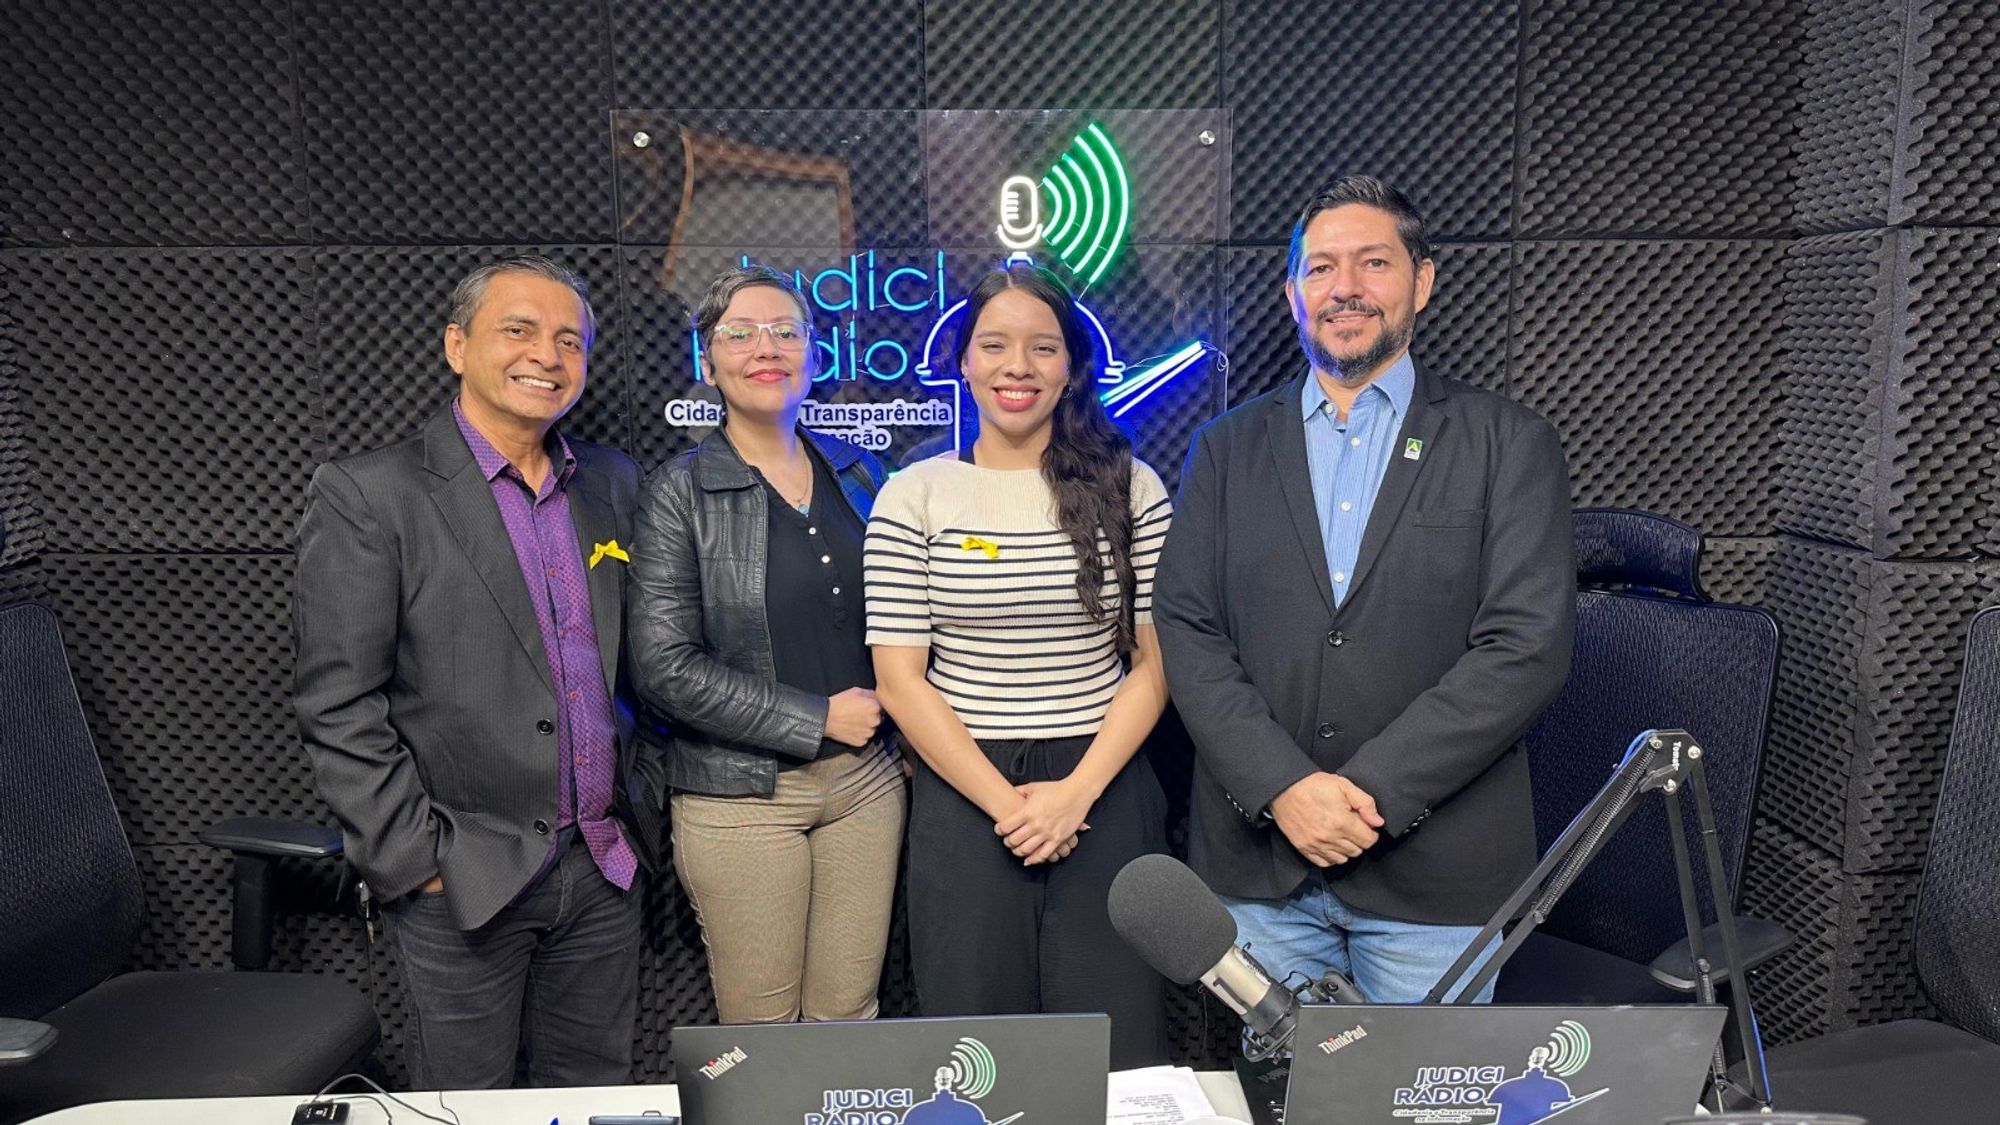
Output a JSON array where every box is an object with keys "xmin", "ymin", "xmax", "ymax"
[{"xmin": 865, "ymin": 263, "xmax": 1173, "ymax": 1067}]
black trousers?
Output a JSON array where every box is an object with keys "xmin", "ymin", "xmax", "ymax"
[
  {"xmin": 383, "ymin": 838, "xmax": 640, "ymax": 1089},
  {"xmin": 907, "ymin": 735, "xmax": 1169, "ymax": 1069}
]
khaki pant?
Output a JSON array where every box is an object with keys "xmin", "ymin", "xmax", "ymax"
[{"xmin": 670, "ymin": 745, "xmax": 906, "ymax": 1023}]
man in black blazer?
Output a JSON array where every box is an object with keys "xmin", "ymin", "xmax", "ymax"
[
  {"xmin": 1155, "ymin": 177, "xmax": 1574, "ymax": 1005},
  {"xmin": 294, "ymin": 257, "xmax": 662, "ymax": 1087}
]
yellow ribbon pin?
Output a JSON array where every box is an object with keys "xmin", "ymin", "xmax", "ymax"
[
  {"xmin": 588, "ymin": 540, "xmax": 631, "ymax": 569},
  {"xmin": 960, "ymin": 535, "xmax": 1001, "ymax": 559}
]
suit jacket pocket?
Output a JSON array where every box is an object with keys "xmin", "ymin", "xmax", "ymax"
[{"xmin": 1413, "ymin": 506, "xmax": 1487, "ymax": 529}]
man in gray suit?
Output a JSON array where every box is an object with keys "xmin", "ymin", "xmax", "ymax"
[
  {"xmin": 1155, "ymin": 177, "xmax": 1574, "ymax": 1006},
  {"xmin": 295, "ymin": 257, "xmax": 662, "ymax": 1088}
]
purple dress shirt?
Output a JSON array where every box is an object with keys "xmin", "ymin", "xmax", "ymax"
[{"xmin": 454, "ymin": 402, "xmax": 636, "ymax": 891}]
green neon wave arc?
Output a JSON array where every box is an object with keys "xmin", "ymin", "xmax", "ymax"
[{"xmin": 1036, "ymin": 123, "xmax": 1130, "ymax": 285}]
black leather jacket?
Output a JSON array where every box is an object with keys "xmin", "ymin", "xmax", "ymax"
[{"xmin": 625, "ymin": 427, "xmax": 887, "ymax": 797}]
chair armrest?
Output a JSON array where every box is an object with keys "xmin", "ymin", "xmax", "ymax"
[
  {"xmin": 196, "ymin": 816, "xmax": 343, "ymax": 859},
  {"xmin": 1648, "ymin": 915, "xmax": 1793, "ymax": 991},
  {"xmin": 197, "ymin": 817, "xmax": 344, "ymax": 971},
  {"xmin": 0, "ymin": 1018, "xmax": 57, "ymax": 1065}
]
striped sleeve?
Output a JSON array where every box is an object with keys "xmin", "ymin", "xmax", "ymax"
[
  {"xmin": 1130, "ymin": 459, "xmax": 1173, "ymax": 626},
  {"xmin": 865, "ymin": 472, "xmax": 934, "ymax": 647}
]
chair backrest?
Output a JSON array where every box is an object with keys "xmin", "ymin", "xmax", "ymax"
[
  {"xmin": 1912, "ymin": 606, "xmax": 2000, "ymax": 1041},
  {"xmin": 0, "ymin": 602, "xmax": 143, "ymax": 1018},
  {"xmin": 1527, "ymin": 510, "xmax": 1780, "ymax": 963}
]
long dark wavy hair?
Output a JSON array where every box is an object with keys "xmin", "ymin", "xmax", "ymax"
[{"xmin": 953, "ymin": 263, "xmax": 1138, "ymax": 655}]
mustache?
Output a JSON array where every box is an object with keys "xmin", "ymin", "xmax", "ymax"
[{"xmin": 1317, "ymin": 299, "xmax": 1381, "ymax": 321}]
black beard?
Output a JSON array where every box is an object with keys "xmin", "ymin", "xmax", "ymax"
[{"xmin": 1296, "ymin": 305, "xmax": 1415, "ymax": 386}]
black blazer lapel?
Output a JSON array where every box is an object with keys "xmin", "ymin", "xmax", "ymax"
[
  {"xmin": 424, "ymin": 411, "xmax": 557, "ymax": 695},
  {"xmin": 1267, "ymin": 375, "xmax": 1335, "ymax": 614},
  {"xmin": 567, "ymin": 464, "xmax": 623, "ymax": 694},
  {"xmin": 1347, "ymin": 365, "xmax": 1449, "ymax": 601}
]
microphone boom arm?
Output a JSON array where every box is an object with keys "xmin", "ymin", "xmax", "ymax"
[{"xmin": 1419, "ymin": 728, "xmax": 1774, "ymax": 1113}]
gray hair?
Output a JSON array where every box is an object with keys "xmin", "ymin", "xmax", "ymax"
[
  {"xmin": 1286, "ymin": 175, "xmax": 1433, "ymax": 277},
  {"xmin": 447, "ymin": 256, "xmax": 597, "ymax": 344},
  {"xmin": 691, "ymin": 264, "xmax": 814, "ymax": 342}
]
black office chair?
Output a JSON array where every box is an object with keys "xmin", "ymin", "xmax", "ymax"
[
  {"xmin": 1752, "ymin": 606, "xmax": 2000, "ymax": 1122},
  {"xmin": 0, "ymin": 603, "xmax": 377, "ymax": 1123},
  {"xmin": 1496, "ymin": 509, "xmax": 1787, "ymax": 1005}
]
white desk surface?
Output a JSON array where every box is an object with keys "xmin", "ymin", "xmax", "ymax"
[{"xmin": 23, "ymin": 1069, "xmax": 1253, "ymax": 1124}]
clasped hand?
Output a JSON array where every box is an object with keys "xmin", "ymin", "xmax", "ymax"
[
  {"xmin": 1269, "ymin": 772, "xmax": 1386, "ymax": 867},
  {"xmin": 993, "ymin": 780, "xmax": 1092, "ymax": 866}
]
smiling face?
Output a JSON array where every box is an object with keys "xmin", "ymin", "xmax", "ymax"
[
  {"xmin": 1285, "ymin": 202, "xmax": 1434, "ymax": 386},
  {"xmin": 960, "ymin": 286, "xmax": 1072, "ymax": 451},
  {"xmin": 444, "ymin": 271, "xmax": 590, "ymax": 437},
  {"xmin": 700, "ymin": 283, "xmax": 816, "ymax": 424}
]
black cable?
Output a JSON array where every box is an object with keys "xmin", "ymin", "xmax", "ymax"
[{"xmin": 312, "ymin": 1072, "xmax": 463, "ymax": 1125}]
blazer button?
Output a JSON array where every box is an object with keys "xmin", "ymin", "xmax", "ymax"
[
  {"xmin": 533, "ymin": 819, "xmax": 551, "ymax": 835},
  {"xmin": 536, "ymin": 719, "xmax": 555, "ymax": 735},
  {"xmin": 1327, "ymin": 630, "xmax": 1346, "ymax": 647},
  {"xmin": 1317, "ymin": 723, "xmax": 1338, "ymax": 739}
]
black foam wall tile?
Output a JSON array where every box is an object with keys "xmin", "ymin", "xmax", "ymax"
[
  {"xmin": 313, "ymin": 246, "xmax": 630, "ymax": 464},
  {"xmin": 0, "ymin": 0, "xmax": 308, "ymax": 248},
  {"xmin": 1509, "ymin": 239, "xmax": 1787, "ymax": 536},
  {"xmin": 1880, "ymin": 228, "xmax": 2000, "ymax": 560},
  {"xmin": 39, "ymin": 554, "xmax": 308, "ymax": 849},
  {"xmin": 1793, "ymin": 0, "xmax": 1904, "ymax": 232},
  {"xmin": 927, "ymin": 0, "xmax": 1220, "ymax": 110},
  {"xmin": 1776, "ymin": 230, "xmax": 1896, "ymax": 551},
  {"xmin": 615, "ymin": 0, "xmax": 923, "ymax": 111},
  {"xmin": 1846, "ymin": 562, "xmax": 2000, "ymax": 873},
  {"xmin": 1759, "ymin": 538, "xmax": 1870, "ymax": 859},
  {"xmin": 299, "ymin": 0, "xmax": 615, "ymax": 243},
  {"xmin": 1517, "ymin": 0, "xmax": 1800, "ymax": 238},
  {"xmin": 1224, "ymin": 0, "xmax": 1517, "ymax": 243},
  {"xmin": 7, "ymin": 249, "xmax": 315, "ymax": 553},
  {"xmin": 1702, "ymin": 537, "xmax": 1779, "ymax": 608},
  {"xmin": 0, "ymin": 266, "xmax": 35, "ymax": 568},
  {"xmin": 1896, "ymin": 0, "xmax": 2000, "ymax": 225}
]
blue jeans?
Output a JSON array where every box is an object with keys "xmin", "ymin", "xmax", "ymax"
[{"xmin": 1219, "ymin": 876, "xmax": 1500, "ymax": 1009}]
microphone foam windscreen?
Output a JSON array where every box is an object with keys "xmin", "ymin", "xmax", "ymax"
[{"xmin": 1107, "ymin": 854, "xmax": 1239, "ymax": 985}]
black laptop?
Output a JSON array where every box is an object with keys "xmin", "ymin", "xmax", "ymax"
[
  {"xmin": 1279, "ymin": 1004, "xmax": 1726, "ymax": 1125},
  {"xmin": 671, "ymin": 1013, "xmax": 1109, "ymax": 1125}
]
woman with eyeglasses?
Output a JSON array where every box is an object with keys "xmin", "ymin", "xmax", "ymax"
[
  {"xmin": 626, "ymin": 264, "xmax": 904, "ymax": 1024},
  {"xmin": 864, "ymin": 262, "xmax": 1172, "ymax": 1067}
]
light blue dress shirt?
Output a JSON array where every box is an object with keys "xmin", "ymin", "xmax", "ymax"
[{"xmin": 1300, "ymin": 355, "xmax": 1416, "ymax": 607}]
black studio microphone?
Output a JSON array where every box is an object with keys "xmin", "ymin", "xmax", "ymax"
[{"xmin": 1108, "ymin": 854, "xmax": 1365, "ymax": 1058}]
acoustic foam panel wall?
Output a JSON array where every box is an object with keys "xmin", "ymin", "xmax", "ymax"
[
  {"xmin": 1760, "ymin": 539, "xmax": 1870, "ymax": 859},
  {"xmin": 0, "ymin": 0, "xmax": 308, "ymax": 248},
  {"xmin": 1759, "ymin": 539, "xmax": 2000, "ymax": 872},
  {"xmin": 926, "ymin": 0, "xmax": 1221, "ymax": 111},
  {"xmin": 0, "ymin": 269, "xmax": 36, "ymax": 568},
  {"xmin": 1741, "ymin": 819, "xmax": 1932, "ymax": 1042},
  {"xmin": 299, "ymin": 0, "xmax": 615, "ymax": 244},
  {"xmin": 40, "ymin": 554, "xmax": 309, "ymax": 849},
  {"xmin": 615, "ymin": 0, "xmax": 923, "ymax": 111},
  {"xmin": 1846, "ymin": 561, "xmax": 2000, "ymax": 872},
  {"xmin": 1509, "ymin": 239, "xmax": 1787, "ymax": 537},
  {"xmin": 1793, "ymin": 0, "xmax": 1904, "ymax": 232},
  {"xmin": 1517, "ymin": 0, "xmax": 1800, "ymax": 239},
  {"xmin": 1701, "ymin": 537, "xmax": 1780, "ymax": 608},
  {"xmin": 7, "ymin": 249, "xmax": 315, "ymax": 553},
  {"xmin": 313, "ymin": 245, "xmax": 630, "ymax": 464},
  {"xmin": 1895, "ymin": 0, "xmax": 2000, "ymax": 226},
  {"xmin": 1882, "ymin": 227, "xmax": 2000, "ymax": 560},
  {"xmin": 1222, "ymin": 243, "xmax": 1511, "ymax": 408},
  {"xmin": 1223, "ymin": 0, "xmax": 1516, "ymax": 243},
  {"xmin": 1777, "ymin": 230, "xmax": 1897, "ymax": 552}
]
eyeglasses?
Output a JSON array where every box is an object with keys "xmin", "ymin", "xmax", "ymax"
[{"xmin": 711, "ymin": 319, "xmax": 811, "ymax": 352}]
